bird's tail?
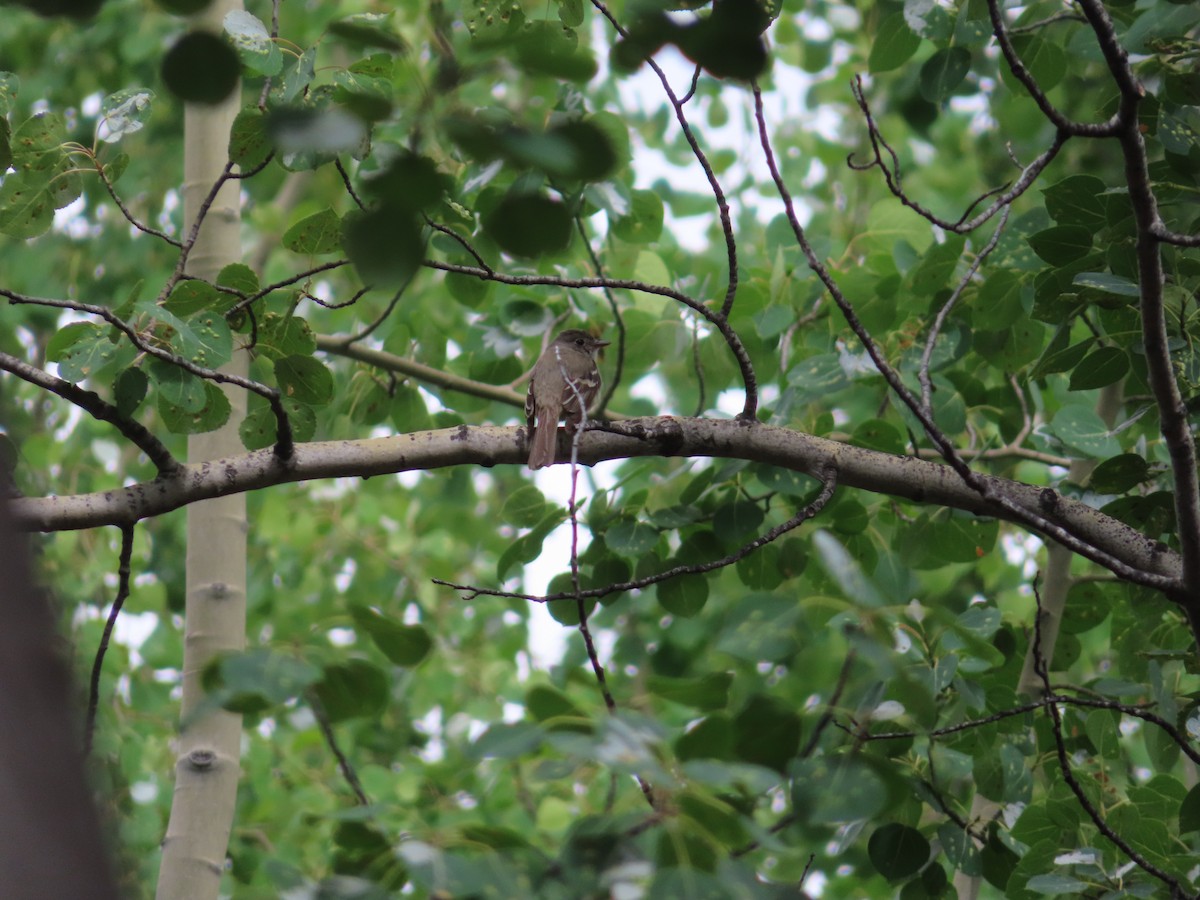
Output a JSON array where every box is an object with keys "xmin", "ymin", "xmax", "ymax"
[{"xmin": 527, "ymin": 409, "xmax": 559, "ymax": 469}]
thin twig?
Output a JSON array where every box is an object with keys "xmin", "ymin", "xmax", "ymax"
[
  {"xmin": 574, "ymin": 214, "xmax": 625, "ymax": 414},
  {"xmin": 799, "ymin": 649, "xmax": 856, "ymax": 759},
  {"xmin": 95, "ymin": 156, "xmax": 182, "ymax": 248},
  {"xmin": 751, "ymin": 82, "xmax": 1178, "ymax": 593},
  {"xmin": 84, "ymin": 523, "xmax": 135, "ymax": 756},
  {"xmin": 919, "ymin": 207, "xmax": 1012, "ymax": 412},
  {"xmin": 308, "ymin": 691, "xmax": 370, "ymax": 806},
  {"xmin": 436, "ymin": 465, "xmax": 838, "ymax": 603},
  {"xmin": 850, "ymin": 76, "xmax": 1066, "ymax": 232},
  {"xmin": 1032, "ymin": 577, "xmax": 1190, "ymax": 895}
]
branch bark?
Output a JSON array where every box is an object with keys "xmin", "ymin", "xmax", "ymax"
[{"xmin": 9, "ymin": 418, "xmax": 1179, "ymax": 591}]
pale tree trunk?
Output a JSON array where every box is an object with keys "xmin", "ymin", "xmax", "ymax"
[{"xmin": 156, "ymin": 2, "xmax": 247, "ymax": 897}]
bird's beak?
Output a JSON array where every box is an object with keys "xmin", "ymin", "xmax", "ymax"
[{"xmin": 595, "ymin": 339, "xmax": 611, "ymax": 348}]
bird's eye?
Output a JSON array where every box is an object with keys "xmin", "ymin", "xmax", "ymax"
[{"xmin": 576, "ymin": 338, "xmax": 585, "ymax": 346}]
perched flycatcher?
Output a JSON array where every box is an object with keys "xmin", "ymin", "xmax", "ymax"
[{"xmin": 524, "ymin": 329, "xmax": 609, "ymax": 469}]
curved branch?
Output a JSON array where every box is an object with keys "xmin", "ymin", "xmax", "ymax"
[
  {"xmin": 850, "ymin": 77, "xmax": 1066, "ymax": 232},
  {"xmin": 0, "ymin": 353, "xmax": 179, "ymax": 476},
  {"xmin": 7, "ymin": 418, "xmax": 1180, "ymax": 592},
  {"xmin": 986, "ymin": 0, "xmax": 1119, "ymax": 137},
  {"xmin": 589, "ymin": 0, "xmax": 739, "ymax": 319},
  {"xmin": 1076, "ymin": 0, "xmax": 1200, "ymax": 610},
  {"xmin": 1150, "ymin": 222, "xmax": 1200, "ymax": 248},
  {"xmin": 752, "ymin": 84, "xmax": 1167, "ymax": 602},
  {"xmin": 95, "ymin": 156, "xmax": 182, "ymax": 248},
  {"xmin": 1, "ymin": 291, "xmax": 294, "ymax": 459}
]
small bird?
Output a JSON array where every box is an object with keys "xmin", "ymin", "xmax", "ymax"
[{"xmin": 525, "ymin": 328, "xmax": 610, "ymax": 470}]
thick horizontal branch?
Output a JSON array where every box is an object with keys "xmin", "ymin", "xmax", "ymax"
[{"xmin": 7, "ymin": 418, "xmax": 1177, "ymax": 589}]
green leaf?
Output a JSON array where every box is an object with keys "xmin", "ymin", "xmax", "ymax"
[
  {"xmin": 907, "ymin": 234, "xmax": 965, "ymax": 296},
  {"xmin": 1180, "ymin": 783, "xmax": 1200, "ymax": 834},
  {"xmin": 646, "ymin": 672, "xmax": 732, "ymax": 710},
  {"xmin": 138, "ymin": 301, "xmax": 233, "ymax": 369},
  {"xmin": 361, "ymin": 152, "xmax": 447, "ymax": 211},
  {"xmin": 159, "ymin": 381, "xmax": 231, "ymax": 434},
  {"xmin": 471, "ymin": 722, "xmax": 544, "ymax": 760},
  {"xmin": 1088, "ymin": 453, "xmax": 1150, "ymax": 493},
  {"xmin": 606, "ymin": 520, "xmax": 659, "ymax": 557},
  {"xmin": 1042, "ymin": 175, "xmax": 1107, "ymax": 228},
  {"xmin": 239, "ymin": 404, "xmax": 276, "ymax": 450},
  {"xmin": 1007, "ymin": 36, "xmax": 1066, "ymax": 93},
  {"xmin": 974, "ymin": 270, "xmax": 1025, "ymax": 330},
  {"xmin": 715, "ymin": 593, "xmax": 800, "ymax": 662},
  {"xmin": 113, "ymin": 366, "xmax": 148, "ymax": 418},
  {"xmin": 0, "ymin": 173, "xmax": 54, "ymax": 238},
  {"xmin": 0, "ymin": 71, "xmax": 19, "ymax": 117},
  {"xmin": 657, "ymin": 575, "xmax": 709, "ymax": 618},
  {"xmin": 792, "ymin": 756, "xmax": 892, "ymax": 822},
  {"xmin": 526, "ymin": 684, "xmax": 582, "ymax": 722},
  {"xmin": 1024, "ymin": 873, "xmax": 1091, "ymax": 895},
  {"xmin": 482, "ymin": 192, "xmax": 572, "ymax": 258},
  {"xmin": 223, "ymin": 9, "xmax": 282, "ymax": 76},
  {"xmin": 501, "ymin": 485, "xmax": 548, "ymax": 528},
  {"xmin": 97, "ymin": 88, "xmax": 154, "ymax": 143},
  {"xmin": 11, "ymin": 111, "xmax": 64, "ymax": 166},
  {"xmin": 869, "ymin": 823, "xmax": 930, "ymax": 880},
  {"xmin": 342, "ymin": 207, "xmax": 424, "ymax": 286},
  {"xmin": 147, "ymin": 358, "xmax": 208, "ymax": 413},
  {"xmin": 612, "ymin": 189, "xmax": 664, "ymax": 244},
  {"xmin": 275, "ymin": 354, "xmax": 334, "ymax": 405},
  {"xmin": 870, "ymin": 13, "xmax": 921, "ymax": 73},
  {"xmin": 283, "ymin": 208, "xmax": 342, "ymax": 255},
  {"xmin": 161, "ymin": 31, "xmax": 241, "ymax": 105},
  {"xmin": 229, "ymin": 107, "xmax": 272, "ymax": 168},
  {"xmin": 813, "ymin": 530, "xmax": 886, "ymax": 606},
  {"xmin": 852, "ymin": 418, "xmax": 905, "ymax": 455},
  {"xmin": 164, "ymin": 280, "xmax": 222, "ymax": 317},
  {"xmin": 734, "ymin": 694, "xmax": 801, "ymax": 773},
  {"xmin": 328, "ymin": 12, "xmax": 406, "ymax": 51},
  {"xmin": 496, "ymin": 511, "xmax": 564, "ymax": 581},
  {"xmin": 312, "ymin": 659, "xmax": 390, "ymax": 723},
  {"xmin": 1051, "ymin": 403, "xmax": 1121, "ymax": 458},
  {"xmin": 202, "ymin": 648, "xmax": 320, "ymax": 714},
  {"xmin": 1058, "ymin": 581, "xmax": 1114, "ymax": 634},
  {"xmin": 49, "ymin": 323, "xmax": 117, "ymax": 381},
  {"xmin": 1028, "ymin": 225, "xmax": 1093, "ymax": 265},
  {"xmin": 515, "ymin": 21, "xmax": 596, "ymax": 82},
  {"xmin": 974, "ymin": 319, "xmax": 1046, "ymax": 371},
  {"xmin": 349, "ymin": 605, "xmax": 433, "ymax": 667},
  {"xmin": 279, "ymin": 46, "xmax": 316, "ymax": 103},
  {"xmin": 390, "ymin": 384, "xmax": 430, "ymax": 432},
  {"xmin": 1071, "ymin": 271, "xmax": 1140, "ymax": 297},
  {"xmin": 919, "ymin": 47, "xmax": 971, "ymax": 102},
  {"xmin": 1068, "ymin": 346, "xmax": 1129, "ymax": 391},
  {"xmin": 256, "ymin": 314, "xmax": 316, "ymax": 361}
]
